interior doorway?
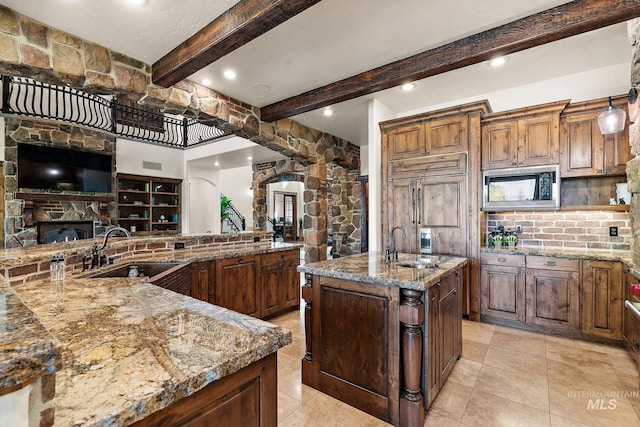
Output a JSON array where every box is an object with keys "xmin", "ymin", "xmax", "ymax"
[{"xmin": 273, "ymin": 191, "xmax": 297, "ymax": 241}]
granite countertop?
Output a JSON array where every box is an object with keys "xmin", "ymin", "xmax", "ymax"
[
  {"xmin": 480, "ymin": 246, "xmax": 633, "ymax": 264},
  {"xmin": 298, "ymin": 252, "xmax": 467, "ymax": 291},
  {"xmin": 10, "ymin": 276, "xmax": 292, "ymax": 426}
]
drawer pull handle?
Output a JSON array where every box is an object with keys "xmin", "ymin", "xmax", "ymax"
[
  {"xmin": 237, "ymin": 257, "xmax": 243, "ymax": 263},
  {"xmin": 546, "ymin": 261, "xmax": 556, "ymax": 267},
  {"xmin": 498, "ymin": 257, "xmax": 506, "ymax": 262}
]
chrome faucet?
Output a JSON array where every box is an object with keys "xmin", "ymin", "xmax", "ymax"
[
  {"xmin": 85, "ymin": 227, "xmax": 131, "ymax": 269},
  {"xmin": 386, "ymin": 226, "xmax": 406, "ymax": 263}
]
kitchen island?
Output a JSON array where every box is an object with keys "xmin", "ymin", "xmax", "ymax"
[
  {"xmin": 298, "ymin": 252, "xmax": 467, "ymax": 427},
  {"xmin": 0, "ymin": 233, "xmax": 295, "ymax": 426}
]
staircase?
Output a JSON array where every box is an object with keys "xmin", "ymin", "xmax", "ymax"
[{"xmin": 221, "ymin": 194, "xmax": 246, "ymax": 233}]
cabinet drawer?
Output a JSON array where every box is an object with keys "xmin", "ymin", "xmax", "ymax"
[
  {"xmin": 526, "ymin": 256, "xmax": 579, "ymax": 272},
  {"xmin": 437, "ymin": 271, "xmax": 459, "ymax": 297},
  {"xmin": 480, "ymin": 253, "xmax": 525, "ymax": 267},
  {"xmin": 389, "ymin": 153, "xmax": 466, "ymax": 179},
  {"xmin": 261, "ymin": 249, "xmax": 299, "ymax": 265}
]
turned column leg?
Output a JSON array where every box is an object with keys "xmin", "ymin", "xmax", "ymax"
[
  {"xmin": 399, "ymin": 289, "xmax": 425, "ymax": 427},
  {"xmin": 301, "ymin": 273, "xmax": 313, "ymax": 384}
]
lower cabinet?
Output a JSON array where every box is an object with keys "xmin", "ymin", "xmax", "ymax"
[
  {"xmin": 480, "ymin": 253, "xmax": 624, "ymax": 341},
  {"xmin": 426, "ymin": 268, "xmax": 462, "ymax": 407},
  {"xmin": 525, "ymin": 257, "xmax": 580, "ymax": 331},
  {"xmin": 188, "ymin": 249, "xmax": 301, "ymax": 319},
  {"xmin": 582, "ymin": 260, "xmax": 624, "ymax": 340}
]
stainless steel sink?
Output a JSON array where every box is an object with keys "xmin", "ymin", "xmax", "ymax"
[
  {"xmin": 87, "ymin": 262, "xmax": 185, "ymax": 279},
  {"xmin": 398, "ymin": 256, "xmax": 441, "ymax": 269}
]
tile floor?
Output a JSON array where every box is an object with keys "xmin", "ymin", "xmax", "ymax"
[{"xmin": 270, "ymin": 309, "xmax": 640, "ymax": 426}]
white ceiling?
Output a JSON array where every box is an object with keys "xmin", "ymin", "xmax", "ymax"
[{"xmin": 0, "ymin": 0, "xmax": 632, "ymax": 154}]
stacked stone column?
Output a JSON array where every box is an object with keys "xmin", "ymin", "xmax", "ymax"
[{"xmin": 628, "ymin": 19, "xmax": 640, "ymax": 264}]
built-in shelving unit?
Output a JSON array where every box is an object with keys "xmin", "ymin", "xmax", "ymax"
[{"xmin": 116, "ymin": 173, "xmax": 181, "ymax": 235}]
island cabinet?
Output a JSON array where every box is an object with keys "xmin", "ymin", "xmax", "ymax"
[
  {"xmin": 481, "ymin": 100, "xmax": 568, "ymax": 170},
  {"xmin": 560, "ymin": 97, "xmax": 631, "ymax": 178},
  {"xmin": 582, "ymin": 260, "xmax": 624, "ymax": 340}
]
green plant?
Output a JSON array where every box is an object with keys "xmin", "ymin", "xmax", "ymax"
[
  {"xmin": 221, "ymin": 195, "xmax": 232, "ymax": 223},
  {"xmin": 504, "ymin": 235, "xmax": 517, "ymax": 243}
]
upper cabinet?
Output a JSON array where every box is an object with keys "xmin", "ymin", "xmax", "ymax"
[
  {"xmin": 481, "ymin": 100, "xmax": 568, "ymax": 170},
  {"xmin": 560, "ymin": 97, "xmax": 631, "ymax": 178},
  {"xmin": 385, "ymin": 115, "xmax": 469, "ymax": 161}
]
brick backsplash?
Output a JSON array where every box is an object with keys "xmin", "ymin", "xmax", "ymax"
[{"xmin": 487, "ymin": 211, "xmax": 631, "ymax": 250}]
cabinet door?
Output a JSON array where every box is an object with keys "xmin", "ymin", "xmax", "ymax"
[
  {"xmin": 386, "ymin": 178, "xmax": 416, "ymax": 254},
  {"xmin": 517, "ymin": 114, "xmax": 560, "ymax": 166},
  {"xmin": 560, "ymin": 112, "xmax": 603, "ymax": 177},
  {"xmin": 191, "ymin": 261, "xmax": 213, "ymax": 303},
  {"xmin": 260, "ymin": 262, "xmax": 282, "ymax": 318},
  {"xmin": 426, "ymin": 285, "xmax": 440, "ymax": 408},
  {"xmin": 418, "ymin": 175, "xmax": 467, "ymax": 256},
  {"xmin": 425, "ymin": 116, "xmax": 468, "ymax": 156},
  {"xmin": 439, "ymin": 274, "xmax": 460, "ymax": 383},
  {"xmin": 603, "ymin": 124, "xmax": 632, "ymax": 176},
  {"xmin": 283, "ymin": 259, "xmax": 301, "ymax": 308},
  {"xmin": 525, "ymin": 268, "xmax": 580, "ymax": 331},
  {"xmin": 582, "ymin": 260, "xmax": 624, "ymax": 340},
  {"xmin": 387, "ymin": 124, "xmax": 425, "ymax": 160},
  {"xmin": 215, "ymin": 255, "xmax": 260, "ymax": 318},
  {"xmin": 480, "ymin": 263, "xmax": 526, "ymax": 322},
  {"xmin": 481, "ymin": 121, "xmax": 518, "ymax": 169}
]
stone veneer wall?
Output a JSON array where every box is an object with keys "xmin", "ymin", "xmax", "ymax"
[
  {"xmin": 629, "ymin": 20, "xmax": 640, "ymax": 265},
  {"xmin": 327, "ymin": 162, "xmax": 361, "ymax": 256},
  {"xmin": 4, "ymin": 117, "xmax": 116, "ymax": 248},
  {"xmin": 487, "ymin": 210, "xmax": 631, "ymax": 250}
]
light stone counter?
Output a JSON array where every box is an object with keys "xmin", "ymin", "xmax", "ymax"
[
  {"xmin": 480, "ymin": 246, "xmax": 633, "ymax": 264},
  {"xmin": 298, "ymin": 252, "xmax": 467, "ymax": 291},
  {"xmin": 10, "ymin": 276, "xmax": 291, "ymax": 426}
]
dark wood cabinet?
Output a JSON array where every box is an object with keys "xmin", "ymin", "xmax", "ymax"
[
  {"xmin": 525, "ymin": 256, "xmax": 580, "ymax": 331},
  {"xmin": 260, "ymin": 249, "xmax": 300, "ymax": 318},
  {"xmin": 191, "ymin": 260, "xmax": 214, "ymax": 303},
  {"xmin": 481, "ymin": 100, "xmax": 567, "ymax": 170},
  {"xmin": 426, "ymin": 285, "xmax": 439, "ymax": 408},
  {"xmin": 215, "ymin": 255, "xmax": 260, "ymax": 318},
  {"xmin": 582, "ymin": 260, "xmax": 624, "ymax": 340},
  {"xmin": 560, "ymin": 98, "xmax": 631, "ymax": 178},
  {"xmin": 480, "ymin": 253, "xmax": 526, "ymax": 322}
]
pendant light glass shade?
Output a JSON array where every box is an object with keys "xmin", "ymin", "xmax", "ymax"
[{"xmin": 597, "ymin": 97, "xmax": 626, "ymax": 135}]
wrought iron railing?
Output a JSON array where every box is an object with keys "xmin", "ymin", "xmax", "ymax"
[
  {"xmin": 221, "ymin": 194, "xmax": 246, "ymax": 233},
  {"xmin": 0, "ymin": 75, "xmax": 230, "ymax": 148}
]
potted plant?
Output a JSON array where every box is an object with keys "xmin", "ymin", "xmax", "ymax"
[
  {"xmin": 490, "ymin": 234, "xmax": 503, "ymax": 248},
  {"xmin": 221, "ymin": 195, "xmax": 232, "ymax": 227},
  {"xmin": 504, "ymin": 234, "xmax": 517, "ymax": 250}
]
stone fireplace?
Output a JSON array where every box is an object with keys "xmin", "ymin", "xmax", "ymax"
[{"xmin": 36, "ymin": 220, "xmax": 96, "ymax": 244}]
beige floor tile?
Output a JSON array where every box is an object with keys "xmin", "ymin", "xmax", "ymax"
[
  {"xmin": 546, "ymin": 339, "xmax": 613, "ymax": 371},
  {"xmin": 305, "ymin": 389, "xmax": 392, "ymax": 426},
  {"xmin": 549, "ymin": 414, "xmax": 590, "ymax": 427},
  {"xmin": 429, "ymin": 378, "xmax": 473, "ymax": 422},
  {"xmin": 424, "ymin": 410, "xmax": 461, "ymax": 427},
  {"xmin": 278, "ymin": 403, "xmax": 345, "ymax": 427},
  {"xmin": 278, "ymin": 391, "xmax": 302, "ymax": 421},
  {"xmin": 447, "ymin": 358, "xmax": 482, "ymax": 388},
  {"xmin": 461, "ymin": 320, "xmax": 494, "ymax": 345},
  {"xmin": 489, "ymin": 327, "xmax": 547, "ymax": 358},
  {"xmin": 461, "ymin": 339, "xmax": 488, "ymax": 364},
  {"xmin": 548, "ymin": 381, "xmax": 640, "ymax": 426},
  {"xmin": 460, "ymin": 388, "xmax": 550, "ymax": 427},
  {"xmin": 607, "ymin": 349, "xmax": 640, "ymax": 379},
  {"xmin": 547, "ymin": 359, "xmax": 622, "ymax": 391},
  {"xmin": 474, "ymin": 363, "xmax": 549, "ymax": 411},
  {"xmin": 545, "ymin": 334, "xmax": 611, "ymax": 354},
  {"xmin": 482, "ymin": 345, "xmax": 546, "ymax": 375}
]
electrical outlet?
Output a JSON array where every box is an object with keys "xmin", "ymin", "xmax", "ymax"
[
  {"xmin": 609, "ymin": 226, "xmax": 618, "ymax": 237},
  {"xmin": 174, "ymin": 242, "xmax": 185, "ymax": 250},
  {"xmin": 515, "ymin": 225, "xmax": 522, "ymax": 234}
]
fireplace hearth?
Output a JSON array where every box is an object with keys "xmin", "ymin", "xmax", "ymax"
[{"xmin": 37, "ymin": 221, "xmax": 96, "ymax": 244}]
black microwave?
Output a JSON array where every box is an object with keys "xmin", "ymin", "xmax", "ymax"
[{"xmin": 482, "ymin": 165, "xmax": 559, "ymax": 211}]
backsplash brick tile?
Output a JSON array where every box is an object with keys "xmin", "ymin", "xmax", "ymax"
[{"xmin": 487, "ymin": 210, "xmax": 631, "ymax": 251}]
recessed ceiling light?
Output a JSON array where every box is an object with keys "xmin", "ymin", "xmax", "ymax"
[
  {"xmin": 214, "ymin": 161, "xmax": 220, "ymax": 167},
  {"xmin": 489, "ymin": 57, "xmax": 506, "ymax": 67},
  {"xmin": 247, "ymin": 156, "xmax": 253, "ymax": 160},
  {"xmin": 323, "ymin": 108, "xmax": 333, "ymax": 117},
  {"xmin": 126, "ymin": 0, "xmax": 147, "ymax": 6},
  {"xmin": 400, "ymin": 83, "xmax": 416, "ymax": 92},
  {"xmin": 201, "ymin": 78, "xmax": 212, "ymax": 86},
  {"xmin": 223, "ymin": 69, "xmax": 237, "ymax": 80}
]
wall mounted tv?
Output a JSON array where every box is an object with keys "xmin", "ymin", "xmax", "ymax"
[{"xmin": 18, "ymin": 144, "xmax": 113, "ymax": 193}]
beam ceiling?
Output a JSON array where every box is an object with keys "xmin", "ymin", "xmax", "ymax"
[{"xmin": 261, "ymin": 0, "xmax": 640, "ymax": 122}]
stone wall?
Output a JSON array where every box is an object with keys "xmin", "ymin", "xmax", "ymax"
[
  {"xmin": 629, "ymin": 19, "xmax": 640, "ymax": 265},
  {"xmin": 4, "ymin": 117, "xmax": 116, "ymax": 248},
  {"xmin": 327, "ymin": 162, "xmax": 361, "ymax": 256}
]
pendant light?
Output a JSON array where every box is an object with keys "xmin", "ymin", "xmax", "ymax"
[{"xmin": 597, "ymin": 96, "xmax": 626, "ymax": 135}]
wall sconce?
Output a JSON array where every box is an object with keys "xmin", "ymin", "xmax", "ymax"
[{"xmin": 598, "ymin": 89, "xmax": 637, "ymax": 135}]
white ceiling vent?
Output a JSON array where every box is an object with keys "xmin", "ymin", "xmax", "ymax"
[{"xmin": 142, "ymin": 161, "xmax": 162, "ymax": 171}]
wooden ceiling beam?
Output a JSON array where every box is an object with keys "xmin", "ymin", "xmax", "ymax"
[
  {"xmin": 261, "ymin": 0, "xmax": 640, "ymax": 123},
  {"xmin": 152, "ymin": 0, "xmax": 322, "ymax": 87}
]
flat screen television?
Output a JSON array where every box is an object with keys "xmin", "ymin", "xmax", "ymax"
[{"xmin": 18, "ymin": 143, "xmax": 113, "ymax": 192}]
